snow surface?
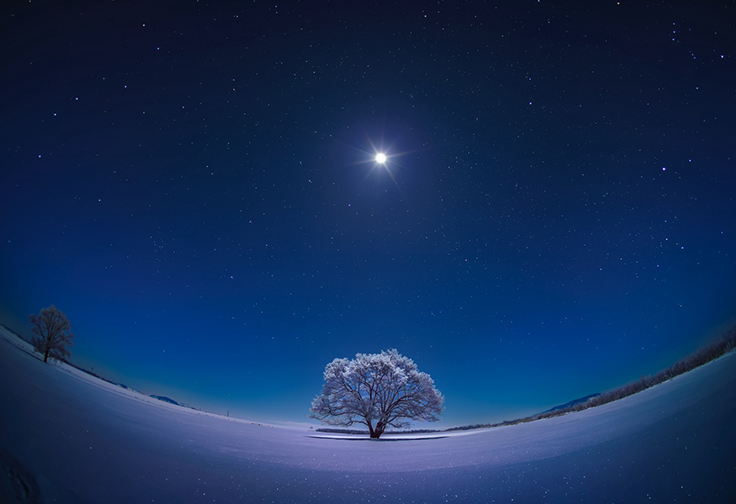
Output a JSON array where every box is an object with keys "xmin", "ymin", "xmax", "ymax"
[{"xmin": 1, "ymin": 327, "xmax": 735, "ymax": 503}]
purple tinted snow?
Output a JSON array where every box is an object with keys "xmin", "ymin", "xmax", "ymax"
[{"xmin": 1, "ymin": 330, "xmax": 735, "ymax": 503}]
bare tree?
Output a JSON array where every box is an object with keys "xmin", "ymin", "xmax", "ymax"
[
  {"xmin": 309, "ymin": 349, "xmax": 444, "ymax": 439},
  {"xmin": 29, "ymin": 305, "xmax": 75, "ymax": 363}
]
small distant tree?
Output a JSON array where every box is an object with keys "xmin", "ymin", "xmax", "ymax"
[
  {"xmin": 309, "ymin": 349, "xmax": 444, "ymax": 439},
  {"xmin": 29, "ymin": 305, "xmax": 75, "ymax": 363}
]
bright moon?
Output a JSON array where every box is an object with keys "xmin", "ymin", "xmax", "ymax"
[{"xmin": 375, "ymin": 153, "xmax": 387, "ymax": 164}]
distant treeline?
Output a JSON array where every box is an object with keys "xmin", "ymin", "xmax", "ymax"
[{"xmin": 317, "ymin": 326, "xmax": 736, "ymax": 435}]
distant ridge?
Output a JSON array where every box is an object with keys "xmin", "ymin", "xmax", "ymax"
[
  {"xmin": 150, "ymin": 395, "xmax": 181, "ymax": 406},
  {"xmin": 540, "ymin": 393, "xmax": 601, "ymax": 415}
]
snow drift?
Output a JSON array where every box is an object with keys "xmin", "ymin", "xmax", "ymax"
[{"xmin": 1, "ymin": 327, "xmax": 735, "ymax": 503}]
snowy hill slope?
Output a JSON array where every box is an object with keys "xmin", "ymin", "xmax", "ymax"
[{"xmin": 1, "ymin": 327, "xmax": 735, "ymax": 503}]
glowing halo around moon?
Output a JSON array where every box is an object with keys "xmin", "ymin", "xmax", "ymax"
[{"xmin": 375, "ymin": 152, "xmax": 387, "ymax": 164}]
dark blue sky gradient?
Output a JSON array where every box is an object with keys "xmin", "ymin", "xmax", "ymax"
[{"xmin": 1, "ymin": 0, "xmax": 735, "ymax": 426}]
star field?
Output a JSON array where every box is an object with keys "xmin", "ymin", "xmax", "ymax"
[{"xmin": 1, "ymin": 0, "xmax": 735, "ymax": 425}]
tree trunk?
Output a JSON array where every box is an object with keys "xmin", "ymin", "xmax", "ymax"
[
  {"xmin": 371, "ymin": 421, "xmax": 385, "ymax": 439},
  {"xmin": 43, "ymin": 348, "xmax": 49, "ymax": 363}
]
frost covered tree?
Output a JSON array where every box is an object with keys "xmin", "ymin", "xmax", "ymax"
[
  {"xmin": 29, "ymin": 305, "xmax": 75, "ymax": 363},
  {"xmin": 309, "ymin": 349, "xmax": 444, "ymax": 439}
]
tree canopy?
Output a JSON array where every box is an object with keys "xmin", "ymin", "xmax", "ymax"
[
  {"xmin": 30, "ymin": 305, "xmax": 74, "ymax": 363},
  {"xmin": 309, "ymin": 349, "xmax": 444, "ymax": 438}
]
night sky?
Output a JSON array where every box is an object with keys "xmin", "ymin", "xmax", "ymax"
[{"xmin": 1, "ymin": 0, "xmax": 735, "ymax": 427}]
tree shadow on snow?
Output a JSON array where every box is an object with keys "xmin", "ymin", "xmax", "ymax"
[{"xmin": 307, "ymin": 435, "xmax": 449, "ymax": 441}]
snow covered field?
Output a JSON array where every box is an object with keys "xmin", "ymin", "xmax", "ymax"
[{"xmin": 1, "ymin": 327, "xmax": 735, "ymax": 503}]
